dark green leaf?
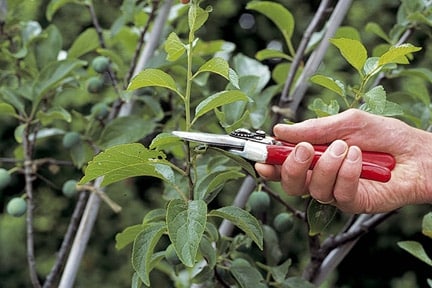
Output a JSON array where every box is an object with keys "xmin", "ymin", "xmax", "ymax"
[
  {"xmin": 307, "ymin": 199, "xmax": 337, "ymax": 236},
  {"xmin": 167, "ymin": 199, "xmax": 207, "ymax": 267},
  {"xmin": 199, "ymin": 236, "xmax": 216, "ymax": 269},
  {"xmin": 209, "ymin": 206, "xmax": 263, "ymax": 250},
  {"xmin": 97, "ymin": 116, "xmax": 156, "ymax": 149},
  {"xmin": 132, "ymin": 222, "xmax": 167, "ymax": 286},
  {"xmin": 36, "ymin": 106, "xmax": 71, "ymax": 125},
  {"xmin": 422, "ymin": 212, "xmax": 432, "ymax": 239},
  {"xmin": 230, "ymin": 259, "xmax": 267, "ymax": 288}
]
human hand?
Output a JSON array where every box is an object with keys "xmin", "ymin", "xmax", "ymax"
[{"xmin": 255, "ymin": 109, "xmax": 432, "ymax": 214}]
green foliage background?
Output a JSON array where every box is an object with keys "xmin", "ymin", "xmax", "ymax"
[{"xmin": 1, "ymin": 0, "xmax": 432, "ymax": 287}]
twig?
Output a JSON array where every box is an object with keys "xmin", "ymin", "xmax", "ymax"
[
  {"xmin": 275, "ymin": 0, "xmax": 353, "ymax": 122},
  {"xmin": 308, "ymin": 212, "xmax": 396, "ymax": 285},
  {"xmin": 278, "ymin": 0, "xmax": 332, "ymax": 105},
  {"xmin": 22, "ymin": 121, "xmax": 42, "ymax": 288}
]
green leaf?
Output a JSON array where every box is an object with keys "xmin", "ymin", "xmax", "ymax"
[
  {"xmin": 142, "ymin": 208, "xmax": 167, "ymax": 225},
  {"xmin": 269, "ymin": 259, "xmax": 292, "ymax": 283},
  {"xmin": 308, "ymin": 98, "xmax": 340, "ymax": 117},
  {"xmin": 307, "ymin": 199, "xmax": 338, "ymax": 236},
  {"xmin": 365, "ymin": 22, "xmax": 391, "ymax": 43},
  {"xmin": 166, "ymin": 199, "xmax": 207, "ymax": 267},
  {"xmin": 209, "ymin": 206, "xmax": 263, "ymax": 250},
  {"xmin": 195, "ymin": 57, "xmax": 230, "ymax": 80},
  {"xmin": 263, "ymin": 225, "xmax": 282, "ymax": 266},
  {"xmin": 149, "ymin": 133, "xmax": 181, "ymax": 150},
  {"xmin": 115, "ymin": 224, "xmax": 145, "ymax": 250},
  {"xmin": 199, "ymin": 236, "xmax": 217, "ymax": 269},
  {"xmin": 330, "ymin": 38, "xmax": 368, "ymax": 75},
  {"xmin": 35, "ymin": 25, "xmax": 63, "ymax": 68},
  {"xmin": 188, "ymin": 4, "xmax": 209, "ymax": 34},
  {"xmin": 422, "ymin": 212, "xmax": 432, "ymax": 239},
  {"xmin": 209, "ymin": 147, "xmax": 257, "ymax": 179},
  {"xmin": 194, "ymin": 170, "xmax": 245, "ymax": 203},
  {"xmin": 68, "ymin": 28, "xmax": 100, "ymax": 59},
  {"xmin": 192, "ymin": 90, "xmax": 250, "ymax": 125},
  {"xmin": 363, "ymin": 85, "xmax": 386, "ymax": 114},
  {"xmin": 127, "ymin": 69, "xmax": 181, "ymax": 96},
  {"xmin": 398, "ymin": 241, "xmax": 432, "ymax": 266},
  {"xmin": 0, "ymin": 103, "xmax": 18, "ymax": 118},
  {"xmin": 378, "ymin": 44, "xmax": 422, "ymax": 66},
  {"xmin": 34, "ymin": 59, "xmax": 86, "ymax": 106},
  {"xmin": 36, "ymin": 106, "xmax": 72, "ymax": 125},
  {"xmin": 132, "ymin": 222, "xmax": 167, "ymax": 286},
  {"xmin": 46, "ymin": 0, "xmax": 86, "ymax": 21},
  {"xmin": 230, "ymin": 259, "xmax": 267, "ymax": 288},
  {"xmin": 255, "ymin": 49, "xmax": 291, "ymax": 61},
  {"xmin": 97, "ymin": 116, "xmax": 156, "ymax": 149},
  {"xmin": 0, "ymin": 87, "xmax": 25, "ymax": 115},
  {"xmin": 164, "ymin": 32, "xmax": 186, "ymax": 62},
  {"xmin": 79, "ymin": 143, "xmax": 173, "ymax": 187},
  {"xmin": 310, "ymin": 75, "xmax": 345, "ymax": 97},
  {"xmin": 246, "ymin": 1, "xmax": 294, "ymax": 51}
]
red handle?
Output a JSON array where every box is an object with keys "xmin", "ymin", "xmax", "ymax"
[{"xmin": 265, "ymin": 144, "xmax": 394, "ymax": 183}]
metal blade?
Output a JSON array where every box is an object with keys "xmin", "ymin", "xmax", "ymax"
[{"xmin": 172, "ymin": 131, "xmax": 246, "ymax": 149}]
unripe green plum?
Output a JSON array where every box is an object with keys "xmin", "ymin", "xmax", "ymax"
[
  {"xmin": 62, "ymin": 180, "xmax": 78, "ymax": 198},
  {"xmin": 91, "ymin": 56, "xmax": 110, "ymax": 73},
  {"xmin": 62, "ymin": 132, "xmax": 81, "ymax": 149},
  {"xmin": 6, "ymin": 197, "xmax": 27, "ymax": 217},
  {"xmin": 273, "ymin": 212, "xmax": 294, "ymax": 233},
  {"xmin": 0, "ymin": 168, "xmax": 11, "ymax": 189},
  {"xmin": 91, "ymin": 102, "xmax": 109, "ymax": 119},
  {"xmin": 247, "ymin": 191, "xmax": 270, "ymax": 214},
  {"xmin": 231, "ymin": 258, "xmax": 250, "ymax": 268},
  {"xmin": 86, "ymin": 76, "xmax": 105, "ymax": 94}
]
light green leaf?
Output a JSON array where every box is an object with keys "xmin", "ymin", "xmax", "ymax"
[
  {"xmin": 0, "ymin": 87, "xmax": 25, "ymax": 115},
  {"xmin": 127, "ymin": 69, "xmax": 181, "ymax": 96},
  {"xmin": 330, "ymin": 38, "xmax": 368, "ymax": 75},
  {"xmin": 422, "ymin": 212, "xmax": 432, "ymax": 239},
  {"xmin": 199, "ymin": 236, "xmax": 217, "ymax": 269},
  {"xmin": 363, "ymin": 85, "xmax": 386, "ymax": 114},
  {"xmin": 97, "ymin": 116, "xmax": 156, "ymax": 149},
  {"xmin": 142, "ymin": 208, "xmax": 167, "ymax": 225},
  {"xmin": 308, "ymin": 98, "xmax": 340, "ymax": 117},
  {"xmin": 310, "ymin": 75, "xmax": 345, "ymax": 97},
  {"xmin": 35, "ymin": 25, "xmax": 63, "ymax": 68},
  {"xmin": 255, "ymin": 49, "xmax": 291, "ymax": 61},
  {"xmin": 194, "ymin": 57, "xmax": 230, "ymax": 80},
  {"xmin": 166, "ymin": 199, "xmax": 207, "ymax": 267},
  {"xmin": 269, "ymin": 259, "xmax": 292, "ymax": 283},
  {"xmin": 307, "ymin": 199, "xmax": 337, "ymax": 236},
  {"xmin": 132, "ymin": 222, "xmax": 167, "ymax": 286},
  {"xmin": 115, "ymin": 224, "xmax": 145, "ymax": 250},
  {"xmin": 0, "ymin": 103, "xmax": 17, "ymax": 117},
  {"xmin": 36, "ymin": 106, "xmax": 71, "ymax": 125},
  {"xmin": 188, "ymin": 4, "xmax": 209, "ymax": 33},
  {"xmin": 209, "ymin": 206, "xmax": 263, "ymax": 250},
  {"xmin": 79, "ymin": 143, "xmax": 173, "ymax": 186},
  {"xmin": 68, "ymin": 28, "xmax": 100, "ymax": 59},
  {"xmin": 378, "ymin": 44, "xmax": 422, "ymax": 66},
  {"xmin": 365, "ymin": 22, "xmax": 391, "ymax": 43},
  {"xmin": 192, "ymin": 90, "xmax": 250, "ymax": 125},
  {"xmin": 247, "ymin": 1, "xmax": 294, "ymax": 50},
  {"xmin": 398, "ymin": 241, "xmax": 432, "ymax": 266},
  {"xmin": 164, "ymin": 32, "xmax": 185, "ymax": 62}
]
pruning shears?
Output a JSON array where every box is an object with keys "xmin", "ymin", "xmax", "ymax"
[{"xmin": 172, "ymin": 128, "xmax": 396, "ymax": 183}]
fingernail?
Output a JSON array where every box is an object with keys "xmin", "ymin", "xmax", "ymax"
[
  {"xmin": 294, "ymin": 144, "xmax": 312, "ymax": 163},
  {"xmin": 329, "ymin": 140, "xmax": 347, "ymax": 157},
  {"xmin": 347, "ymin": 146, "xmax": 361, "ymax": 162}
]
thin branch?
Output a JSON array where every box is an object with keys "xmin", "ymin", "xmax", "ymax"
[
  {"xmin": 23, "ymin": 123, "xmax": 42, "ymax": 288},
  {"xmin": 279, "ymin": 0, "xmax": 332, "ymax": 105},
  {"xmin": 275, "ymin": 0, "xmax": 353, "ymax": 122}
]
